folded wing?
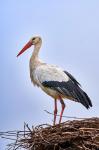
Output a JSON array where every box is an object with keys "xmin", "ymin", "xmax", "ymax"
[{"xmin": 35, "ymin": 64, "xmax": 92, "ymax": 109}]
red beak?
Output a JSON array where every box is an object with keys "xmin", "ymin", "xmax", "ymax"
[{"xmin": 17, "ymin": 41, "xmax": 32, "ymax": 57}]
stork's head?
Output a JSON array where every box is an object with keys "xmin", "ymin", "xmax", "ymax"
[
  {"xmin": 31, "ymin": 36, "xmax": 42, "ymax": 45},
  {"xmin": 17, "ymin": 36, "xmax": 42, "ymax": 57}
]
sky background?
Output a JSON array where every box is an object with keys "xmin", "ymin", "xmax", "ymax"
[{"xmin": 0, "ymin": 0, "xmax": 99, "ymax": 149}]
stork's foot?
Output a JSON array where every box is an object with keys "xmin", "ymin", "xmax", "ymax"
[{"xmin": 59, "ymin": 99, "xmax": 65, "ymax": 124}]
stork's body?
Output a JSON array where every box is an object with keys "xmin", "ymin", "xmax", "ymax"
[{"xmin": 17, "ymin": 36, "xmax": 92, "ymax": 125}]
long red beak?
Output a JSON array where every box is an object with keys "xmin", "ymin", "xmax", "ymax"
[{"xmin": 17, "ymin": 41, "xmax": 32, "ymax": 57}]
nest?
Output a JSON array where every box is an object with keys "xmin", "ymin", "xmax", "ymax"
[{"xmin": 0, "ymin": 117, "xmax": 99, "ymax": 150}]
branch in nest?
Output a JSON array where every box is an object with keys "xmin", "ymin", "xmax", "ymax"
[{"xmin": 44, "ymin": 109, "xmax": 89, "ymax": 119}]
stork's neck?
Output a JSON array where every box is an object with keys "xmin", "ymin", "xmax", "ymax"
[
  {"xmin": 30, "ymin": 41, "xmax": 42, "ymax": 71},
  {"xmin": 32, "ymin": 41, "xmax": 42, "ymax": 60}
]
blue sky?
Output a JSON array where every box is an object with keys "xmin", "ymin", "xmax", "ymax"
[{"xmin": 0, "ymin": 0, "xmax": 99, "ymax": 149}]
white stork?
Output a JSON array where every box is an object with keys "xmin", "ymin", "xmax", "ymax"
[{"xmin": 17, "ymin": 36, "xmax": 92, "ymax": 125}]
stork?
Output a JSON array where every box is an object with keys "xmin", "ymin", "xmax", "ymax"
[{"xmin": 17, "ymin": 36, "xmax": 92, "ymax": 125}]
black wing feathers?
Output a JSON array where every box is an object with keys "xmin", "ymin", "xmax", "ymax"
[
  {"xmin": 64, "ymin": 71, "xmax": 81, "ymax": 86},
  {"xmin": 42, "ymin": 80, "xmax": 92, "ymax": 109}
]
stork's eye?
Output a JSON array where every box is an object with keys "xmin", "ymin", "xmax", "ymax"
[{"xmin": 32, "ymin": 37, "xmax": 36, "ymax": 41}]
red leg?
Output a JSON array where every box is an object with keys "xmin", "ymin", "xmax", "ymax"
[
  {"xmin": 59, "ymin": 99, "xmax": 65, "ymax": 124},
  {"xmin": 53, "ymin": 99, "xmax": 57, "ymax": 125}
]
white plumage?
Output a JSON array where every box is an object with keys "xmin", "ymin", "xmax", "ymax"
[
  {"xmin": 31, "ymin": 64, "xmax": 69, "ymax": 98},
  {"xmin": 34, "ymin": 65, "xmax": 69, "ymax": 85},
  {"xmin": 17, "ymin": 36, "xmax": 92, "ymax": 125}
]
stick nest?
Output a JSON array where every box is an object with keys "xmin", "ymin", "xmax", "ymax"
[{"xmin": 0, "ymin": 117, "xmax": 99, "ymax": 150}]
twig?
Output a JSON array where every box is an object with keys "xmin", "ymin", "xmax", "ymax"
[
  {"xmin": 13, "ymin": 131, "xmax": 19, "ymax": 150},
  {"xmin": 44, "ymin": 110, "xmax": 89, "ymax": 120},
  {"xmin": 24, "ymin": 122, "xmax": 32, "ymax": 134},
  {"xmin": 39, "ymin": 130, "xmax": 50, "ymax": 144}
]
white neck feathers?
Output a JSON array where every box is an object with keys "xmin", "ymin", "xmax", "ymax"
[{"xmin": 32, "ymin": 41, "xmax": 42, "ymax": 60}]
